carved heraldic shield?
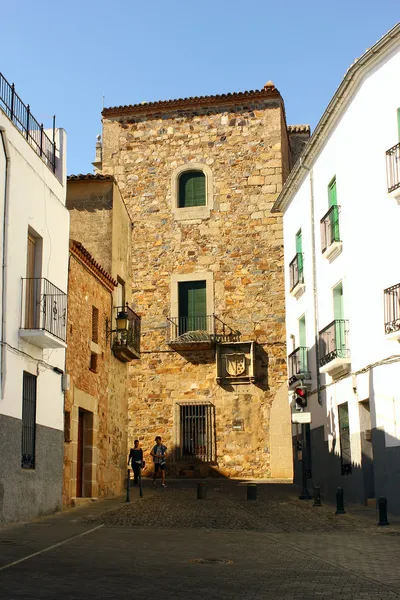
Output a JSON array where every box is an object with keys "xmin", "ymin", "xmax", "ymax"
[{"xmin": 225, "ymin": 353, "xmax": 246, "ymax": 377}]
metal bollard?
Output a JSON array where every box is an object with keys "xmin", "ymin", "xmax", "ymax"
[
  {"xmin": 247, "ymin": 483, "xmax": 257, "ymax": 501},
  {"xmin": 335, "ymin": 487, "xmax": 346, "ymax": 514},
  {"xmin": 313, "ymin": 483, "xmax": 322, "ymax": 507},
  {"xmin": 378, "ymin": 497, "xmax": 389, "ymax": 526},
  {"xmin": 125, "ymin": 469, "xmax": 131, "ymax": 503},
  {"xmin": 197, "ymin": 482, "xmax": 207, "ymax": 500}
]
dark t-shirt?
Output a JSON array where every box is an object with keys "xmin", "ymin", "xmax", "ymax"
[{"xmin": 129, "ymin": 448, "xmax": 143, "ymax": 464}]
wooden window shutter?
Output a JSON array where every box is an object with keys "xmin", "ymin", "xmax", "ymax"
[
  {"xmin": 328, "ymin": 178, "xmax": 337, "ymax": 207},
  {"xmin": 92, "ymin": 306, "xmax": 99, "ymax": 343},
  {"xmin": 179, "ymin": 171, "xmax": 206, "ymax": 207}
]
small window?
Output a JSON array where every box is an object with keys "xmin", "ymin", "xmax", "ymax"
[
  {"xmin": 21, "ymin": 372, "xmax": 37, "ymax": 469},
  {"xmin": 92, "ymin": 306, "xmax": 99, "ymax": 343},
  {"xmin": 89, "ymin": 352, "xmax": 98, "ymax": 373},
  {"xmin": 338, "ymin": 403, "xmax": 352, "ymax": 475},
  {"xmin": 178, "ymin": 171, "xmax": 206, "ymax": 208},
  {"xmin": 178, "ymin": 403, "xmax": 216, "ymax": 462}
]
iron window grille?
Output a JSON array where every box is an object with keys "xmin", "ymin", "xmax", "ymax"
[
  {"xmin": 21, "ymin": 372, "xmax": 37, "ymax": 469},
  {"xmin": 386, "ymin": 142, "xmax": 400, "ymax": 194},
  {"xmin": 177, "ymin": 402, "xmax": 216, "ymax": 463},
  {"xmin": 20, "ymin": 278, "xmax": 67, "ymax": 342},
  {"xmin": 289, "ymin": 253, "xmax": 304, "ymax": 291},
  {"xmin": 288, "ymin": 346, "xmax": 310, "ymax": 384},
  {"xmin": 318, "ymin": 319, "xmax": 350, "ymax": 366},
  {"xmin": 320, "ymin": 205, "xmax": 341, "ymax": 253},
  {"xmin": 384, "ymin": 283, "xmax": 400, "ymax": 334},
  {"xmin": 0, "ymin": 71, "xmax": 56, "ymax": 173}
]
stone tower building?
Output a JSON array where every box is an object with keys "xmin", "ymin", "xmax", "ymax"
[{"xmin": 99, "ymin": 83, "xmax": 306, "ymax": 479}]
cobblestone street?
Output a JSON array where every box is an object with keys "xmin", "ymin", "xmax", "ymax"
[{"xmin": 1, "ymin": 481, "xmax": 400, "ymax": 599}]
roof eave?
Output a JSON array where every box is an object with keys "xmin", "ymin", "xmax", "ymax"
[{"xmin": 272, "ymin": 22, "xmax": 400, "ymax": 214}]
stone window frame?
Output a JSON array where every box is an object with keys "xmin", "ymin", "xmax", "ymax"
[
  {"xmin": 170, "ymin": 272, "xmax": 214, "ymax": 322},
  {"xmin": 171, "ymin": 163, "xmax": 213, "ymax": 221}
]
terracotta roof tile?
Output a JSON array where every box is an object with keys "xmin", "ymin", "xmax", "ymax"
[
  {"xmin": 67, "ymin": 173, "xmax": 115, "ymax": 182},
  {"xmin": 69, "ymin": 240, "xmax": 117, "ymax": 291},
  {"xmin": 102, "ymin": 83, "xmax": 281, "ymax": 118}
]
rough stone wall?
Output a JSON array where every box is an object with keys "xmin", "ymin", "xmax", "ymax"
[
  {"xmin": 67, "ymin": 180, "xmax": 113, "ymax": 273},
  {"xmin": 64, "ymin": 253, "xmax": 126, "ymax": 504},
  {"xmin": 102, "ymin": 100, "xmax": 292, "ymax": 479}
]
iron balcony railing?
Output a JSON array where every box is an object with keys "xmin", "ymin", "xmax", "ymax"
[
  {"xmin": 289, "ymin": 253, "xmax": 304, "ymax": 291},
  {"xmin": 288, "ymin": 346, "xmax": 310, "ymax": 384},
  {"xmin": 112, "ymin": 305, "xmax": 141, "ymax": 357},
  {"xmin": 0, "ymin": 72, "xmax": 56, "ymax": 172},
  {"xmin": 167, "ymin": 314, "xmax": 240, "ymax": 345},
  {"xmin": 318, "ymin": 319, "xmax": 350, "ymax": 367},
  {"xmin": 320, "ymin": 205, "xmax": 341, "ymax": 254},
  {"xmin": 384, "ymin": 282, "xmax": 400, "ymax": 334},
  {"xmin": 20, "ymin": 278, "xmax": 67, "ymax": 342},
  {"xmin": 386, "ymin": 142, "xmax": 400, "ymax": 194}
]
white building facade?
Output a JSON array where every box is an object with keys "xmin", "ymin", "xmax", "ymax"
[
  {"xmin": 273, "ymin": 24, "xmax": 400, "ymax": 513},
  {"xmin": 0, "ymin": 73, "xmax": 69, "ymax": 524}
]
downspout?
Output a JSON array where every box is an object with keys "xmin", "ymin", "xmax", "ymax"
[
  {"xmin": 299, "ymin": 160, "xmax": 322, "ymax": 405},
  {"xmin": 0, "ymin": 128, "xmax": 10, "ymax": 399}
]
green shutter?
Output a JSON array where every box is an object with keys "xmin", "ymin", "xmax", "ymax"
[
  {"xmin": 333, "ymin": 283, "xmax": 346, "ymax": 357},
  {"xmin": 178, "ymin": 281, "xmax": 207, "ymax": 332},
  {"xmin": 328, "ymin": 178, "xmax": 337, "ymax": 207},
  {"xmin": 296, "ymin": 230, "xmax": 303, "ymax": 277},
  {"xmin": 298, "ymin": 315, "xmax": 307, "ymax": 372},
  {"xmin": 179, "ymin": 171, "xmax": 206, "ymax": 207}
]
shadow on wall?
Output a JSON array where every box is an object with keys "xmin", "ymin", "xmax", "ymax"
[{"xmin": 293, "ymin": 365, "xmax": 400, "ymax": 515}]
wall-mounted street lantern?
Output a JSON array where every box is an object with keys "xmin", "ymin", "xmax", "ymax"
[{"xmin": 107, "ymin": 307, "xmax": 130, "ymax": 340}]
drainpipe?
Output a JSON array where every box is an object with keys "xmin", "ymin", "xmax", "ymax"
[
  {"xmin": 0, "ymin": 128, "xmax": 10, "ymax": 399},
  {"xmin": 299, "ymin": 159, "xmax": 322, "ymax": 405}
]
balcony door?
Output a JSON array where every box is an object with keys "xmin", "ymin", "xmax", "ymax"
[
  {"xmin": 178, "ymin": 281, "xmax": 206, "ymax": 335},
  {"xmin": 25, "ymin": 235, "xmax": 38, "ymax": 329},
  {"xmin": 328, "ymin": 178, "xmax": 340, "ymax": 243},
  {"xmin": 295, "ymin": 229, "xmax": 303, "ymax": 279},
  {"xmin": 333, "ymin": 283, "xmax": 346, "ymax": 358},
  {"xmin": 298, "ymin": 315, "xmax": 306, "ymax": 372}
]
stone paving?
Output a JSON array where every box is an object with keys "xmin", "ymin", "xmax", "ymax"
[{"xmin": 1, "ymin": 481, "xmax": 400, "ymax": 599}]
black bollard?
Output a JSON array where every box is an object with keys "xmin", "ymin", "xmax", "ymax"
[
  {"xmin": 378, "ymin": 497, "xmax": 389, "ymax": 526},
  {"xmin": 197, "ymin": 482, "xmax": 207, "ymax": 500},
  {"xmin": 335, "ymin": 487, "xmax": 346, "ymax": 514},
  {"xmin": 125, "ymin": 469, "xmax": 131, "ymax": 503},
  {"xmin": 247, "ymin": 483, "xmax": 257, "ymax": 501},
  {"xmin": 313, "ymin": 483, "xmax": 322, "ymax": 507}
]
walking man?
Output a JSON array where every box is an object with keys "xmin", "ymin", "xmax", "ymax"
[
  {"xmin": 150, "ymin": 436, "xmax": 167, "ymax": 488},
  {"xmin": 128, "ymin": 440, "xmax": 143, "ymax": 486}
]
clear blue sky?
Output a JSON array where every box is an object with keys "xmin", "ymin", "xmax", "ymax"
[{"xmin": 2, "ymin": 1, "xmax": 398, "ymax": 175}]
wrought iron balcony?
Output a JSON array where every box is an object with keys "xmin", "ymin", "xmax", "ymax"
[
  {"xmin": 384, "ymin": 283, "xmax": 400, "ymax": 339},
  {"xmin": 19, "ymin": 278, "xmax": 67, "ymax": 348},
  {"xmin": 318, "ymin": 319, "xmax": 350, "ymax": 377},
  {"xmin": 289, "ymin": 253, "xmax": 304, "ymax": 295},
  {"xmin": 288, "ymin": 346, "xmax": 310, "ymax": 386},
  {"xmin": 167, "ymin": 315, "xmax": 240, "ymax": 350},
  {"xmin": 386, "ymin": 142, "xmax": 400, "ymax": 195},
  {"xmin": 112, "ymin": 305, "xmax": 141, "ymax": 362},
  {"xmin": 0, "ymin": 72, "xmax": 56, "ymax": 172},
  {"xmin": 320, "ymin": 205, "xmax": 342, "ymax": 259}
]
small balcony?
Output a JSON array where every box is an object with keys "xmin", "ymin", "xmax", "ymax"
[
  {"xmin": 386, "ymin": 142, "xmax": 400, "ymax": 201},
  {"xmin": 320, "ymin": 205, "xmax": 342, "ymax": 262},
  {"xmin": 112, "ymin": 306, "xmax": 141, "ymax": 362},
  {"xmin": 19, "ymin": 278, "xmax": 67, "ymax": 348},
  {"xmin": 384, "ymin": 283, "xmax": 400, "ymax": 341},
  {"xmin": 167, "ymin": 315, "xmax": 239, "ymax": 351},
  {"xmin": 288, "ymin": 346, "xmax": 311, "ymax": 388},
  {"xmin": 289, "ymin": 253, "xmax": 305, "ymax": 299},
  {"xmin": 318, "ymin": 319, "xmax": 350, "ymax": 379}
]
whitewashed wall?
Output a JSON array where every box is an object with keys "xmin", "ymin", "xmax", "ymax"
[
  {"xmin": 0, "ymin": 111, "xmax": 69, "ymax": 431},
  {"xmin": 283, "ymin": 45, "xmax": 400, "ymax": 452}
]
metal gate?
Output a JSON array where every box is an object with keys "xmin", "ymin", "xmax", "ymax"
[
  {"xmin": 21, "ymin": 372, "xmax": 37, "ymax": 469},
  {"xmin": 177, "ymin": 402, "xmax": 216, "ymax": 463}
]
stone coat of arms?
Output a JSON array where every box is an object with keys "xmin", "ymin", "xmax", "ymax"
[{"xmin": 225, "ymin": 353, "xmax": 247, "ymax": 377}]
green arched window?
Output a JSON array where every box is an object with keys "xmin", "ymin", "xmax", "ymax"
[{"xmin": 178, "ymin": 171, "xmax": 206, "ymax": 208}]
